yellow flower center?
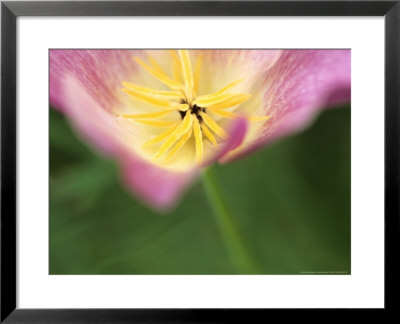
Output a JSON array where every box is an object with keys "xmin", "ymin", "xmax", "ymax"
[{"xmin": 118, "ymin": 50, "xmax": 269, "ymax": 165}]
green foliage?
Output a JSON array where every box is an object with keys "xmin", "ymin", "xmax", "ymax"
[{"xmin": 50, "ymin": 106, "xmax": 350, "ymax": 274}]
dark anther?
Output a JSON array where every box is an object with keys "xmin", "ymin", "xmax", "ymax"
[
  {"xmin": 178, "ymin": 103, "xmax": 206, "ymax": 121},
  {"xmin": 178, "ymin": 110, "xmax": 186, "ymax": 119},
  {"xmin": 191, "ymin": 104, "xmax": 202, "ymax": 115}
]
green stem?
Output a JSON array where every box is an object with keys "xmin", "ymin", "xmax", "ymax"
[{"xmin": 202, "ymin": 166, "xmax": 260, "ymax": 274}]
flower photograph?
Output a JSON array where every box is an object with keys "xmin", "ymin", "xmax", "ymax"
[{"xmin": 50, "ymin": 49, "xmax": 351, "ymax": 274}]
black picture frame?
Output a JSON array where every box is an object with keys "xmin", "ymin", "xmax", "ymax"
[{"xmin": 1, "ymin": 0, "xmax": 399, "ymax": 322}]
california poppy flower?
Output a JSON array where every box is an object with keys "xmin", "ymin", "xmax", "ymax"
[{"xmin": 50, "ymin": 49, "xmax": 350, "ymax": 209}]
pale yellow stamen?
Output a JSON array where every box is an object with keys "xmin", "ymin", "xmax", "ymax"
[
  {"xmin": 134, "ymin": 57, "xmax": 182, "ymax": 91},
  {"xmin": 155, "ymin": 111, "xmax": 193, "ymax": 159},
  {"xmin": 122, "ymin": 88, "xmax": 188, "ymax": 111},
  {"xmin": 178, "ymin": 50, "xmax": 194, "ymax": 93},
  {"xmin": 122, "ymin": 88, "xmax": 174, "ymax": 109},
  {"xmin": 204, "ymin": 78, "xmax": 244, "ymax": 98},
  {"xmin": 148, "ymin": 55, "xmax": 165, "ymax": 74},
  {"xmin": 201, "ymin": 123, "xmax": 217, "ymax": 146},
  {"xmin": 169, "ymin": 50, "xmax": 182, "ymax": 83},
  {"xmin": 142, "ymin": 122, "xmax": 180, "ymax": 147},
  {"xmin": 199, "ymin": 111, "xmax": 228, "ymax": 139},
  {"xmin": 193, "ymin": 54, "xmax": 202, "ymax": 93},
  {"xmin": 208, "ymin": 107, "xmax": 271, "ymax": 122},
  {"xmin": 122, "ymin": 82, "xmax": 182, "ymax": 99},
  {"xmin": 207, "ymin": 94, "xmax": 252, "ymax": 110},
  {"xmin": 178, "ymin": 50, "xmax": 195, "ymax": 102},
  {"xmin": 132, "ymin": 120, "xmax": 176, "ymax": 127},
  {"xmin": 194, "ymin": 93, "xmax": 251, "ymax": 107},
  {"xmin": 164, "ymin": 128, "xmax": 192, "ymax": 161},
  {"xmin": 192, "ymin": 117, "xmax": 203, "ymax": 162}
]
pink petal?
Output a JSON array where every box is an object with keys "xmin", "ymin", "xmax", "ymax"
[
  {"xmin": 204, "ymin": 118, "xmax": 248, "ymax": 167},
  {"xmin": 207, "ymin": 49, "xmax": 282, "ymax": 72},
  {"xmin": 120, "ymin": 156, "xmax": 197, "ymax": 211},
  {"xmin": 223, "ymin": 49, "xmax": 351, "ymax": 162},
  {"xmin": 50, "ymin": 50, "xmax": 140, "ymax": 111}
]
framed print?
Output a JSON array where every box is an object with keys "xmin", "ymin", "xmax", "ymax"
[{"xmin": 1, "ymin": 0, "xmax": 399, "ymax": 322}]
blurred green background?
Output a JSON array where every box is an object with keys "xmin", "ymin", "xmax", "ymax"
[{"xmin": 50, "ymin": 105, "xmax": 350, "ymax": 275}]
